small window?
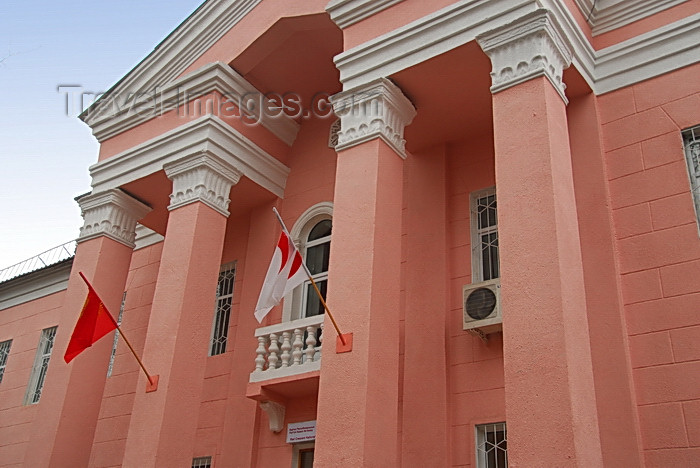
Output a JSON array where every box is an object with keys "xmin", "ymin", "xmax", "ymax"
[
  {"xmin": 0, "ymin": 339, "xmax": 12, "ymax": 384},
  {"xmin": 302, "ymin": 220, "xmax": 332, "ymax": 318},
  {"xmin": 210, "ymin": 262, "xmax": 236, "ymax": 356},
  {"xmin": 475, "ymin": 422, "xmax": 508, "ymax": 468},
  {"xmin": 470, "ymin": 187, "xmax": 500, "ymax": 282},
  {"xmin": 682, "ymin": 125, "xmax": 700, "ymax": 232},
  {"xmin": 107, "ymin": 292, "xmax": 127, "ymax": 377},
  {"xmin": 25, "ymin": 326, "xmax": 57, "ymax": 404},
  {"xmin": 192, "ymin": 456, "xmax": 212, "ymax": 468}
]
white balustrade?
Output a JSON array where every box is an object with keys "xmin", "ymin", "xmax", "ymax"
[{"xmin": 249, "ymin": 315, "xmax": 324, "ymax": 382}]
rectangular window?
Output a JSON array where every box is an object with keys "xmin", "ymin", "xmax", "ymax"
[
  {"xmin": 192, "ymin": 456, "xmax": 212, "ymax": 468},
  {"xmin": 470, "ymin": 187, "xmax": 500, "ymax": 282},
  {"xmin": 107, "ymin": 292, "xmax": 127, "ymax": 377},
  {"xmin": 25, "ymin": 326, "xmax": 57, "ymax": 404},
  {"xmin": 210, "ymin": 262, "xmax": 235, "ymax": 356},
  {"xmin": 682, "ymin": 125, "xmax": 700, "ymax": 232},
  {"xmin": 0, "ymin": 339, "xmax": 12, "ymax": 384},
  {"xmin": 475, "ymin": 422, "xmax": 507, "ymax": 468}
]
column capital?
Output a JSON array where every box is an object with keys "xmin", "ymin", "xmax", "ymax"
[
  {"xmin": 477, "ymin": 9, "xmax": 572, "ymax": 104},
  {"xmin": 331, "ymin": 78, "xmax": 416, "ymax": 159},
  {"xmin": 163, "ymin": 152, "xmax": 242, "ymax": 217},
  {"xmin": 77, "ymin": 189, "xmax": 151, "ymax": 248}
]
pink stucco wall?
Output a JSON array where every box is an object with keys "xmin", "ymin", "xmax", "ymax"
[
  {"xmin": 600, "ymin": 63, "xmax": 700, "ymax": 466},
  {"xmin": 0, "ymin": 291, "xmax": 64, "ymax": 467}
]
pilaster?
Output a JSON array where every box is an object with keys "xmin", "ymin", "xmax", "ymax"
[
  {"xmin": 477, "ymin": 10, "xmax": 604, "ymax": 467},
  {"xmin": 25, "ymin": 191, "xmax": 148, "ymax": 468},
  {"xmin": 331, "ymin": 77, "xmax": 416, "ymax": 159},
  {"xmin": 164, "ymin": 152, "xmax": 242, "ymax": 216},
  {"xmin": 477, "ymin": 9, "xmax": 572, "ymax": 103},
  {"xmin": 122, "ymin": 152, "xmax": 237, "ymax": 467},
  {"xmin": 315, "ymin": 80, "xmax": 414, "ymax": 467},
  {"xmin": 78, "ymin": 189, "xmax": 151, "ymax": 248}
]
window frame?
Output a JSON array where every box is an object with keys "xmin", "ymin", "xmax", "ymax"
[
  {"xmin": 682, "ymin": 124, "xmax": 700, "ymax": 235},
  {"xmin": 282, "ymin": 202, "xmax": 333, "ymax": 322},
  {"xmin": 191, "ymin": 455, "xmax": 212, "ymax": 468},
  {"xmin": 475, "ymin": 421, "xmax": 508, "ymax": 468},
  {"xmin": 470, "ymin": 186, "xmax": 500, "ymax": 283},
  {"xmin": 24, "ymin": 326, "xmax": 58, "ymax": 405},
  {"xmin": 0, "ymin": 339, "xmax": 12, "ymax": 384}
]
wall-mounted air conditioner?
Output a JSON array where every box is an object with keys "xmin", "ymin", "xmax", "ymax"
[{"xmin": 463, "ymin": 278, "xmax": 502, "ymax": 335}]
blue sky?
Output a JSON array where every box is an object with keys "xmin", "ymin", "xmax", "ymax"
[{"xmin": 0, "ymin": 0, "xmax": 204, "ymax": 269}]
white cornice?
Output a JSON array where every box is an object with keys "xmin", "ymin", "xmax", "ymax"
[
  {"xmin": 82, "ymin": 62, "xmax": 300, "ymax": 146},
  {"xmin": 78, "ymin": 189, "xmax": 152, "ymax": 248},
  {"xmin": 0, "ymin": 260, "xmax": 72, "ymax": 311},
  {"xmin": 164, "ymin": 153, "xmax": 242, "ymax": 216},
  {"xmin": 334, "ymin": 0, "xmax": 537, "ymax": 89},
  {"xmin": 477, "ymin": 9, "xmax": 572, "ymax": 103},
  {"xmin": 326, "ymin": 0, "xmax": 404, "ymax": 28},
  {"xmin": 591, "ymin": 13, "xmax": 700, "ymax": 94},
  {"xmin": 134, "ymin": 224, "xmax": 164, "ymax": 250},
  {"xmin": 334, "ymin": 0, "xmax": 700, "ymax": 96},
  {"xmin": 331, "ymin": 78, "xmax": 416, "ymax": 158},
  {"xmin": 89, "ymin": 115, "xmax": 290, "ymax": 198},
  {"xmin": 573, "ymin": 0, "xmax": 689, "ymax": 36},
  {"xmin": 81, "ymin": 0, "xmax": 262, "ymax": 124}
]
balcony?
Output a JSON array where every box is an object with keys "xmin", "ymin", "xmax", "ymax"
[{"xmin": 249, "ymin": 314, "xmax": 324, "ymax": 383}]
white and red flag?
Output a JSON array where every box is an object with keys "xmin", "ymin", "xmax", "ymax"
[{"xmin": 254, "ymin": 230, "xmax": 307, "ymax": 322}]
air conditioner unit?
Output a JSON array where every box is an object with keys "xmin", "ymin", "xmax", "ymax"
[{"xmin": 463, "ymin": 278, "xmax": 502, "ymax": 334}]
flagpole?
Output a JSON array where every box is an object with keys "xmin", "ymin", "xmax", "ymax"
[
  {"xmin": 271, "ymin": 208, "xmax": 347, "ymax": 346},
  {"xmin": 78, "ymin": 272, "xmax": 156, "ymax": 387}
]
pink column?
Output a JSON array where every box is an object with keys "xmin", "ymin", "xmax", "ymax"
[
  {"xmin": 23, "ymin": 190, "xmax": 150, "ymax": 468},
  {"xmin": 314, "ymin": 78, "xmax": 416, "ymax": 467},
  {"xmin": 478, "ymin": 11, "xmax": 604, "ymax": 467},
  {"xmin": 122, "ymin": 154, "xmax": 240, "ymax": 467}
]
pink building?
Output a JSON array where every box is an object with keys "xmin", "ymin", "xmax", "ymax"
[{"xmin": 1, "ymin": 0, "xmax": 699, "ymax": 466}]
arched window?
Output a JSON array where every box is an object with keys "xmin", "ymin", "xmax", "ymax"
[
  {"xmin": 302, "ymin": 219, "xmax": 332, "ymax": 318},
  {"xmin": 283, "ymin": 202, "xmax": 333, "ymax": 321}
]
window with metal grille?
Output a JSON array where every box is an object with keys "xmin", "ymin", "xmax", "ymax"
[
  {"xmin": 192, "ymin": 456, "xmax": 212, "ymax": 468},
  {"xmin": 475, "ymin": 422, "xmax": 507, "ymax": 468},
  {"xmin": 682, "ymin": 125, "xmax": 700, "ymax": 233},
  {"xmin": 0, "ymin": 339, "xmax": 12, "ymax": 384},
  {"xmin": 471, "ymin": 187, "xmax": 500, "ymax": 282},
  {"xmin": 107, "ymin": 292, "xmax": 127, "ymax": 377},
  {"xmin": 302, "ymin": 220, "xmax": 332, "ymax": 318},
  {"xmin": 210, "ymin": 263, "xmax": 236, "ymax": 356},
  {"xmin": 25, "ymin": 326, "xmax": 57, "ymax": 404}
]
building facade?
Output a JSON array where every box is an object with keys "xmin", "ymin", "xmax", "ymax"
[{"xmin": 1, "ymin": 0, "xmax": 699, "ymax": 466}]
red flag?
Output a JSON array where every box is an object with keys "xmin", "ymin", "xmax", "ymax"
[
  {"xmin": 64, "ymin": 273, "xmax": 119, "ymax": 363},
  {"xmin": 254, "ymin": 230, "xmax": 307, "ymax": 323}
]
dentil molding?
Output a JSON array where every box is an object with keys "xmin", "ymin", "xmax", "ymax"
[
  {"xmin": 163, "ymin": 153, "xmax": 242, "ymax": 217},
  {"xmin": 477, "ymin": 9, "xmax": 572, "ymax": 103},
  {"xmin": 331, "ymin": 78, "xmax": 416, "ymax": 159},
  {"xmin": 77, "ymin": 189, "xmax": 152, "ymax": 248}
]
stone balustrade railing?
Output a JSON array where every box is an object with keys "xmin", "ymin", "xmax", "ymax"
[{"xmin": 249, "ymin": 314, "xmax": 324, "ymax": 382}]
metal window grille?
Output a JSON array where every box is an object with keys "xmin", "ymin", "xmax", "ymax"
[
  {"xmin": 192, "ymin": 456, "xmax": 212, "ymax": 468},
  {"xmin": 476, "ymin": 422, "xmax": 508, "ymax": 468},
  {"xmin": 25, "ymin": 326, "xmax": 57, "ymax": 404},
  {"xmin": 107, "ymin": 292, "xmax": 127, "ymax": 377},
  {"xmin": 210, "ymin": 263, "xmax": 235, "ymax": 356},
  {"xmin": 0, "ymin": 339, "xmax": 12, "ymax": 384},
  {"xmin": 328, "ymin": 118, "xmax": 341, "ymax": 148},
  {"xmin": 682, "ymin": 125, "xmax": 700, "ymax": 233},
  {"xmin": 471, "ymin": 188, "xmax": 500, "ymax": 281}
]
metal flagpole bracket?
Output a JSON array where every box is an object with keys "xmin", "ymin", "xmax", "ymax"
[
  {"xmin": 146, "ymin": 375, "xmax": 159, "ymax": 393},
  {"xmin": 336, "ymin": 333, "xmax": 353, "ymax": 353}
]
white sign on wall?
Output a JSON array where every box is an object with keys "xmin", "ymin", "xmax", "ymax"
[{"xmin": 286, "ymin": 420, "xmax": 317, "ymax": 444}]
